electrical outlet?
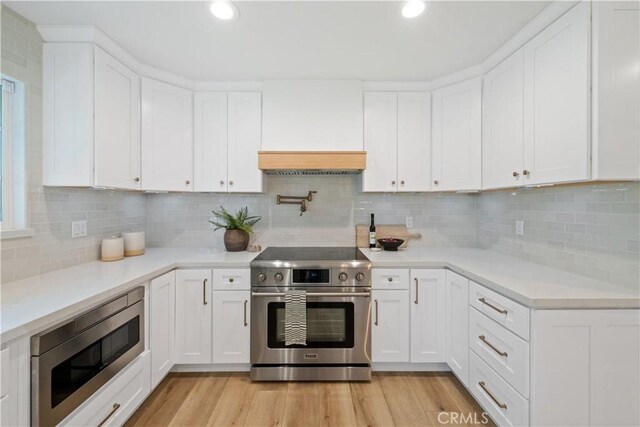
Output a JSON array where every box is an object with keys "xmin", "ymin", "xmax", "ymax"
[
  {"xmin": 71, "ymin": 220, "xmax": 87, "ymax": 238},
  {"xmin": 516, "ymin": 220, "xmax": 524, "ymax": 236},
  {"xmin": 405, "ymin": 216, "xmax": 414, "ymax": 229}
]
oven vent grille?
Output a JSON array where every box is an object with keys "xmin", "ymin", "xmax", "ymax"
[{"xmin": 265, "ymin": 170, "xmax": 360, "ymax": 176}]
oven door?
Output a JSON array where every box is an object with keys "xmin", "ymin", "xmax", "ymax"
[
  {"xmin": 251, "ymin": 287, "xmax": 371, "ymax": 365},
  {"xmin": 31, "ymin": 301, "xmax": 144, "ymax": 427}
]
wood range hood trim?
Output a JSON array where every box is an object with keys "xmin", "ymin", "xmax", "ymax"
[{"xmin": 258, "ymin": 151, "xmax": 367, "ymax": 174}]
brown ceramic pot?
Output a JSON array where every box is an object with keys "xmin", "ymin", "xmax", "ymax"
[{"xmin": 224, "ymin": 229, "xmax": 250, "ymax": 252}]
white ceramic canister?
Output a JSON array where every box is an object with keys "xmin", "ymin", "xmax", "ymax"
[
  {"xmin": 122, "ymin": 231, "xmax": 145, "ymax": 257},
  {"xmin": 101, "ymin": 236, "xmax": 124, "ymax": 262}
]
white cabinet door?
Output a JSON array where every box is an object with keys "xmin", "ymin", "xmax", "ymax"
[
  {"xmin": 431, "ymin": 78, "xmax": 482, "ymax": 191},
  {"xmin": 410, "ymin": 269, "xmax": 446, "ymax": 362},
  {"xmin": 212, "ymin": 291, "xmax": 251, "ymax": 364},
  {"xmin": 371, "ymin": 290, "xmax": 410, "ymax": 362},
  {"xmin": 363, "ymin": 92, "xmax": 398, "ymax": 192},
  {"xmin": 94, "ymin": 46, "xmax": 141, "ymax": 190},
  {"xmin": 0, "ymin": 338, "xmax": 29, "ymax": 427},
  {"xmin": 175, "ymin": 270, "xmax": 212, "ymax": 364},
  {"xmin": 150, "ymin": 271, "xmax": 175, "ymax": 388},
  {"xmin": 194, "ymin": 92, "xmax": 228, "ymax": 192},
  {"xmin": 42, "ymin": 43, "xmax": 94, "ymax": 186},
  {"xmin": 397, "ymin": 93, "xmax": 431, "ymax": 192},
  {"xmin": 141, "ymin": 77, "xmax": 193, "ymax": 191},
  {"xmin": 592, "ymin": 1, "xmax": 640, "ymax": 180},
  {"xmin": 446, "ymin": 270, "xmax": 469, "ymax": 386},
  {"xmin": 523, "ymin": 2, "xmax": 590, "ymax": 185},
  {"xmin": 227, "ymin": 92, "xmax": 263, "ymax": 193},
  {"xmin": 531, "ymin": 309, "xmax": 640, "ymax": 427},
  {"xmin": 482, "ymin": 48, "xmax": 525, "ymax": 190},
  {"xmin": 0, "ymin": 347, "xmax": 15, "ymax": 427}
]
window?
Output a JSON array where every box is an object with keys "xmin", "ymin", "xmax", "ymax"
[{"xmin": 1, "ymin": 75, "xmax": 30, "ymax": 239}]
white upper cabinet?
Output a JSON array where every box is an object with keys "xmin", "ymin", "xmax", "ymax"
[
  {"xmin": 363, "ymin": 92, "xmax": 398, "ymax": 192},
  {"xmin": 523, "ymin": 2, "xmax": 590, "ymax": 186},
  {"xmin": 431, "ymin": 78, "xmax": 482, "ymax": 192},
  {"xmin": 397, "ymin": 93, "xmax": 431, "ymax": 192},
  {"xmin": 194, "ymin": 92, "xmax": 263, "ymax": 193},
  {"xmin": 482, "ymin": 48, "xmax": 525, "ymax": 190},
  {"xmin": 262, "ymin": 80, "xmax": 363, "ymax": 151},
  {"xmin": 194, "ymin": 92, "xmax": 228, "ymax": 192},
  {"xmin": 410, "ymin": 269, "xmax": 446, "ymax": 363},
  {"xmin": 363, "ymin": 92, "xmax": 430, "ymax": 192},
  {"xmin": 94, "ymin": 47, "xmax": 141, "ymax": 189},
  {"xmin": 141, "ymin": 77, "xmax": 194, "ymax": 192},
  {"xmin": 592, "ymin": 1, "xmax": 640, "ymax": 180},
  {"xmin": 43, "ymin": 44, "xmax": 141, "ymax": 189},
  {"xmin": 227, "ymin": 92, "xmax": 263, "ymax": 193}
]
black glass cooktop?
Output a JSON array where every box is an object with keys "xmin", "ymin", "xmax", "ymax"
[{"xmin": 252, "ymin": 247, "xmax": 369, "ymax": 262}]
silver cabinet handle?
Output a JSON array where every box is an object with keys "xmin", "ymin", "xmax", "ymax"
[
  {"xmin": 374, "ymin": 299, "xmax": 379, "ymax": 326},
  {"xmin": 98, "ymin": 403, "xmax": 121, "ymax": 427},
  {"xmin": 523, "ymin": 170, "xmax": 530, "ymax": 176},
  {"xmin": 229, "ymin": 277, "xmax": 234, "ymax": 283},
  {"xmin": 203, "ymin": 278, "xmax": 208, "ymax": 305},
  {"xmin": 478, "ymin": 297, "xmax": 507, "ymax": 314},
  {"xmin": 479, "ymin": 335, "xmax": 508, "ymax": 357},
  {"xmin": 229, "ymin": 181, "xmax": 234, "ymax": 185},
  {"xmin": 478, "ymin": 381, "xmax": 507, "ymax": 409},
  {"xmin": 414, "ymin": 278, "xmax": 419, "ymax": 304},
  {"xmin": 400, "ymin": 180, "xmax": 405, "ymax": 185},
  {"xmin": 186, "ymin": 180, "xmax": 191, "ymax": 185},
  {"xmin": 433, "ymin": 179, "xmax": 439, "ymax": 185},
  {"xmin": 391, "ymin": 180, "xmax": 396, "ymax": 185},
  {"xmin": 512, "ymin": 171, "xmax": 519, "ymax": 177},
  {"xmin": 134, "ymin": 177, "xmax": 140, "ymax": 182},
  {"xmin": 388, "ymin": 277, "xmax": 393, "ymax": 282},
  {"xmin": 220, "ymin": 180, "xmax": 224, "ymax": 185},
  {"xmin": 251, "ymin": 292, "xmax": 371, "ymax": 298},
  {"xmin": 243, "ymin": 300, "xmax": 248, "ymax": 326}
]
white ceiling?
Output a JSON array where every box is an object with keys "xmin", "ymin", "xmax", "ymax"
[{"xmin": 6, "ymin": 1, "xmax": 549, "ymax": 81}]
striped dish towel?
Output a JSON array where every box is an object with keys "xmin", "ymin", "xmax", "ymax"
[{"xmin": 285, "ymin": 289, "xmax": 307, "ymax": 346}]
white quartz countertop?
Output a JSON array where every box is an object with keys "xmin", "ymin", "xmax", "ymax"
[
  {"xmin": 2, "ymin": 246, "xmax": 638, "ymax": 344},
  {"xmin": 363, "ymin": 247, "xmax": 640, "ymax": 310}
]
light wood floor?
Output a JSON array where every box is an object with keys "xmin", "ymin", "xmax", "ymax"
[{"xmin": 125, "ymin": 372, "xmax": 495, "ymax": 427}]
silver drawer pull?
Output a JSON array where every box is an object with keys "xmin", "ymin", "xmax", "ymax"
[
  {"xmin": 203, "ymin": 279, "xmax": 208, "ymax": 305},
  {"xmin": 98, "ymin": 403, "xmax": 121, "ymax": 427},
  {"xmin": 479, "ymin": 297, "xmax": 507, "ymax": 314},
  {"xmin": 414, "ymin": 278, "xmax": 419, "ymax": 304},
  {"xmin": 478, "ymin": 381, "xmax": 507, "ymax": 409},
  {"xmin": 374, "ymin": 299, "xmax": 379, "ymax": 326},
  {"xmin": 243, "ymin": 300, "xmax": 248, "ymax": 326},
  {"xmin": 479, "ymin": 335, "xmax": 508, "ymax": 357}
]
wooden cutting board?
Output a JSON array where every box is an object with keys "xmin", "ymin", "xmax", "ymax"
[{"xmin": 356, "ymin": 224, "xmax": 422, "ymax": 248}]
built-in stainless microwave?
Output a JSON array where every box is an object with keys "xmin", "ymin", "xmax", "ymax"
[{"xmin": 31, "ymin": 287, "xmax": 145, "ymax": 427}]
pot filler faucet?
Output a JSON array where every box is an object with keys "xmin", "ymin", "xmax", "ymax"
[{"xmin": 276, "ymin": 191, "xmax": 317, "ymax": 215}]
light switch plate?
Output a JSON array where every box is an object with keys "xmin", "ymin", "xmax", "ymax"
[
  {"xmin": 516, "ymin": 220, "xmax": 524, "ymax": 236},
  {"xmin": 71, "ymin": 220, "xmax": 87, "ymax": 238},
  {"xmin": 405, "ymin": 216, "xmax": 413, "ymax": 229}
]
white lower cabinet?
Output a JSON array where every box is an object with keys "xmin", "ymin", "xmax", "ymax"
[
  {"xmin": 371, "ymin": 290, "xmax": 410, "ymax": 362},
  {"xmin": 0, "ymin": 338, "xmax": 29, "ymax": 427},
  {"xmin": 63, "ymin": 351, "xmax": 151, "ymax": 427},
  {"xmin": 175, "ymin": 269, "xmax": 213, "ymax": 364},
  {"xmin": 469, "ymin": 350, "xmax": 529, "ymax": 427},
  {"xmin": 410, "ymin": 269, "xmax": 446, "ymax": 362},
  {"xmin": 212, "ymin": 290, "xmax": 251, "ymax": 364},
  {"xmin": 445, "ymin": 271, "xmax": 469, "ymax": 386},
  {"xmin": 530, "ymin": 309, "xmax": 640, "ymax": 427},
  {"xmin": 149, "ymin": 271, "xmax": 176, "ymax": 388}
]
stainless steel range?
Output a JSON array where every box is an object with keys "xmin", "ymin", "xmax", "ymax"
[{"xmin": 250, "ymin": 247, "xmax": 372, "ymax": 381}]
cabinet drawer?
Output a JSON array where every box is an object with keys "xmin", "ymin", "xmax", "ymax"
[
  {"xmin": 469, "ymin": 281, "xmax": 530, "ymax": 340},
  {"xmin": 372, "ymin": 269, "xmax": 409, "ymax": 290},
  {"xmin": 469, "ymin": 308, "xmax": 530, "ymax": 398},
  {"xmin": 469, "ymin": 351, "xmax": 529, "ymax": 427},
  {"xmin": 213, "ymin": 268, "xmax": 250, "ymax": 290},
  {"xmin": 63, "ymin": 351, "xmax": 150, "ymax": 427}
]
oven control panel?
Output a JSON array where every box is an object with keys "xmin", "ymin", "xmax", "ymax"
[{"xmin": 251, "ymin": 267, "xmax": 370, "ymax": 287}]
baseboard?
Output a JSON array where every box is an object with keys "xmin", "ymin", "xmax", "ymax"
[
  {"xmin": 171, "ymin": 363, "xmax": 251, "ymax": 372},
  {"xmin": 171, "ymin": 362, "xmax": 450, "ymax": 373},
  {"xmin": 372, "ymin": 362, "xmax": 450, "ymax": 372}
]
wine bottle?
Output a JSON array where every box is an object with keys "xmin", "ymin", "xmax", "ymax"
[{"xmin": 369, "ymin": 213, "xmax": 376, "ymax": 248}]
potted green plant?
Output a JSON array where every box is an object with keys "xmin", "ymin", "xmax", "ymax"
[{"xmin": 209, "ymin": 206, "xmax": 261, "ymax": 252}]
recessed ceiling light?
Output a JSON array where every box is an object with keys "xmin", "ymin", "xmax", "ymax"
[
  {"xmin": 402, "ymin": 1, "xmax": 426, "ymax": 18},
  {"xmin": 210, "ymin": 1, "xmax": 239, "ymax": 21}
]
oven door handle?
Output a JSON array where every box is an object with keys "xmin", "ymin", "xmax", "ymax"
[{"xmin": 251, "ymin": 292, "xmax": 371, "ymax": 297}]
